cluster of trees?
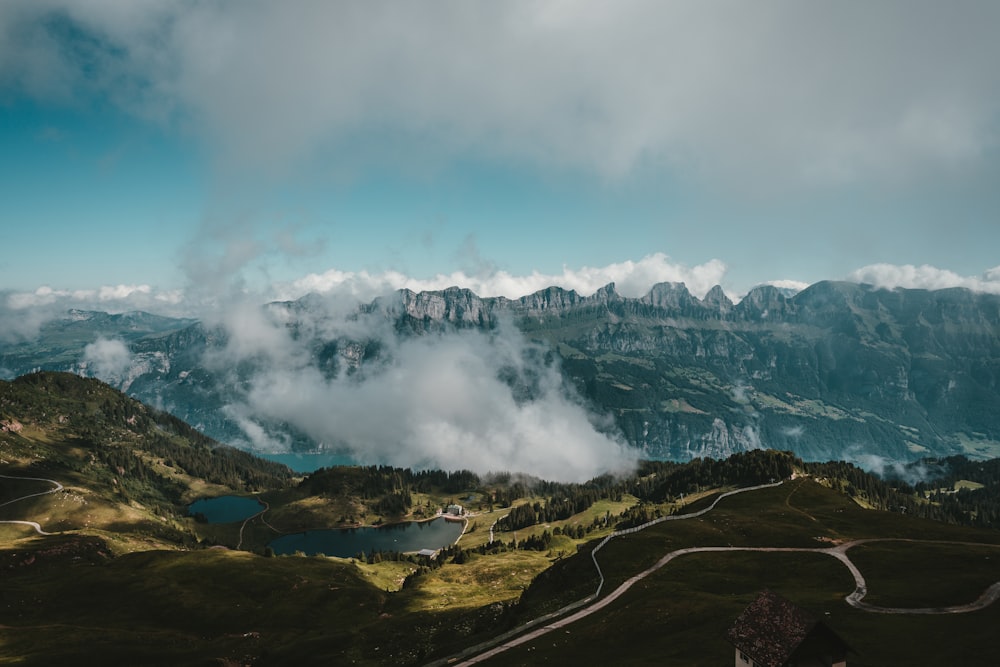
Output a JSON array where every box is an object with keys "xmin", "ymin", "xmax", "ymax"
[
  {"xmin": 302, "ymin": 464, "xmax": 631, "ymax": 523},
  {"xmin": 491, "ymin": 473, "xmax": 632, "ymax": 531},
  {"xmin": 302, "ymin": 465, "xmax": 415, "ymax": 516},
  {"xmin": 410, "ymin": 468, "xmax": 480, "ymax": 493},
  {"xmin": 633, "ymin": 449, "xmax": 797, "ymax": 503},
  {"xmin": 94, "ymin": 441, "xmax": 186, "ymax": 508},
  {"xmin": 615, "ymin": 503, "xmax": 668, "ymax": 530},
  {"xmin": 305, "ymin": 465, "xmax": 405, "ymax": 495},
  {"xmin": 353, "ymin": 547, "xmax": 422, "ymax": 565},
  {"xmin": 5, "ymin": 371, "xmax": 293, "ymax": 500},
  {"xmin": 514, "ymin": 529, "xmax": 555, "ymax": 551},
  {"xmin": 809, "ymin": 455, "xmax": 1000, "ymax": 530},
  {"xmin": 372, "ymin": 489, "xmax": 412, "ymax": 516},
  {"xmin": 500, "ymin": 492, "xmax": 601, "ymax": 531},
  {"xmin": 912, "ymin": 456, "xmax": 1000, "ymax": 528},
  {"xmin": 145, "ymin": 434, "xmax": 291, "ymax": 491}
]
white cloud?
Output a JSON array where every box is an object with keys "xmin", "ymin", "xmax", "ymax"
[
  {"xmin": 2, "ymin": 2, "xmax": 998, "ymax": 189},
  {"xmin": 282, "ymin": 253, "xmax": 728, "ymax": 301},
  {"xmin": 1, "ymin": 255, "xmax": 730, "ymax": 336},
  {"xmin": 97, "ymin": 284, "xmax": 151, "ymax": 301},
  {"xmin": 216, "ymin": 317, "xmax": 637, "ymax": 482},
  {"xmin": 82, "ymin": 337, "xmax": 132, "ymax": 381},
  {"xmin": 848, "ymin": 264, "xmax": 1000, "ymax": 294},
  {"xmin": 762, "ymin": 279, "xmax": 810, "ymax": 294},
  {"xmin": 4, "ymin": 284, "xmax": 192, "ymax": 315}
]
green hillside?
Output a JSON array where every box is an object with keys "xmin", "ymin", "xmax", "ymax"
[{"xmin": 3, "ymin": 373, "xmax": 1000, "ymax": 665}]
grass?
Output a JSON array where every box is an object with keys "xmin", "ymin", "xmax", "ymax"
[
  {"xmin": 848, "ymin": 541, "xmax": 1000, "ymax": 608},
  {"xmin": 5, "ymin": 473, "xmax": 1000, "ymax": 666},
  {"xmin": 353, "ymin": 558, "xmax": 419, "ymax": 592},
  {"xmin": 462, "ymin": 479, "xmax": 1000, "ymax": 667},
  {"xmin": 395, "ymin": 550, "xmax": 553, "ymax": 613},
  {"xmin": 478, "ymin": 552, "xmax": 857, "ymax": 667},
  {"xmin": 488, "ymin": 493, "xmax": 642, "ymax": 556},
  {"xmin": 0, "ymin": 546, "xmax": 391, "ymax": 665},
  {"xmin": 453, "ymin": 507, "xmax": 511, "ymax": 549}
]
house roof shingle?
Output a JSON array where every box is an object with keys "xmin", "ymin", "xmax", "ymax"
[{"xmin": 725, "ymin": 590, "xmax": 830, "ymax": 667}]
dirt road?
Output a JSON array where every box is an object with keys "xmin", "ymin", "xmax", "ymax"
[
  {"xmin": 0, "ymin": 473, "xmax": 63, "ymax": 535},
  {"xmin": 438, "ymin": 481, "xmax": 1000, "ymax": 667}
]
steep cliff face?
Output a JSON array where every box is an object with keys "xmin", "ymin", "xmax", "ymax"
[
  {"xmin": 377, "ymin": 279, "xmax": 1000, "ymax": 462},
  {"xmin": 3, "ymin": 281, "xmax": 999, "ymax": 465}
]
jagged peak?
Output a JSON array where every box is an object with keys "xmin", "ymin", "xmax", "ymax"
[
  {"xmin": 438, "ymin": 285, "xmax": 480, "ymax": 297},
  {"xmin": 533, "ymin": 284, "xmax": 578, "ymax": 296},
  {"xmin": 741, "ymin": 284, "xmax": 789, "ymax": 301},
  {"xmin": 516, "ymin": 285, "xmax": 582, "ymax": 312},
  {"xmin": 591, "ymin": 282, "xmax": 620, "ymax": 300},
  {"xmin": 736, "ymin": 284, "xmax": 791, "ymax": 318},
  {"xmin": 641, "ymin": 282, "xmax": 698, "ymax": 309},
  {"xmin": 792, "ymin": 280, "xmax": 867, "ymax": 309},
  {"xmin": 644, "ymin": 281, "xmax": 690, "ymax": 296},
  {"xmin": 702, "ymin": 284, "xmax": 734, "ymax": 310}
]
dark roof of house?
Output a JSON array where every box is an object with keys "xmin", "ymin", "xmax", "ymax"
[{"xmin": 726, "ymin": 590, "xmax": 846, "ymax": 667}]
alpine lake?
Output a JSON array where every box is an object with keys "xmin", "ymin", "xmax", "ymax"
[
  {"xmin": 268, "ymin": 517, "xmax": 465, "ymax": 558},
  {"xmin": 189, "ymin": 496, "xmax": 465, "ymax": 557},
  {"xmin": 188, "ymin": 495, "xmax": 265, "ymax": 523}
]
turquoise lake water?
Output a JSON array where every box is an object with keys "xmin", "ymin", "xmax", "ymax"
[
  {"xmin": 188, "ymin": 496, "xmax": 265, "ymax": 523},
  {"xmin": 268, "ymin": 516, "xmax": 464, "ymax": 558}
]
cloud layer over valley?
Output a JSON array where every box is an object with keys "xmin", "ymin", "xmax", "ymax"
[
  {"xmin": 3, "ymin": 2, "xmax": 999, "ymax": 481},
  {"xmin": 6, "ymin": 256, "xmax": 1000, "ymax": 338},
  {"xmin": 202, "ymin": 302, "xmax": 636, "ymax": 483}
]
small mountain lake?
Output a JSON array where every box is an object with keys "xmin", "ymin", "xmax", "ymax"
[
  {"xmin": 269, "ymin": 516, "xmax": 464, "ymax": 558},
  {"xmin": 188, "ymin": 496, "xmax": 265, "ymax": 523}
]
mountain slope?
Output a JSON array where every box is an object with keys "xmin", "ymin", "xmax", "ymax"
[
  {"xmin": 0, "ymin": 371, "xmax": 292, "ymax": 544},
  {"xmin": 2, "ymin": 281, "xmax": 999, "ymax": 465}
]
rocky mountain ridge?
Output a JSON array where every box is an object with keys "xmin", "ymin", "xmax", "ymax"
[{"xmin": 2, "ymin": 280, "xmax": 999, "ymax": 467}]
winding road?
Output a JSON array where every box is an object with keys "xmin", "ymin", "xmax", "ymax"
[
  {"xmin": 435, "ymin": 479, "xmax": 1000, "ymax": 667},
  {"xmin": 0, "ymin": 473, "xmax": 63, "ymax": 536},
  {"xmin": 235, "ymin": 499, "xmax": 273, "ymax": 550}
]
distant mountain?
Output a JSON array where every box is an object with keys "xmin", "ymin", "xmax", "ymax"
[{"xmin": 2, "ymin": 281, "xmax": 999, "ymax": 466}]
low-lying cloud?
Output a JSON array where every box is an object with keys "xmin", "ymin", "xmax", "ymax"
[
  {"xmin": 1, "ymin": 254, "xmax": 731, "ymax": 331},
  {"xmin": 7, "ymin": 257, "xmax": 1000, "ymax": 345},
  {"xmin": 849, "ymin": 452, "xmax": 936, "ymax": 486},
  {"xmin": 0, "ymin": 285, "xmax": 188, "ymax": 342},
  {"xmin": 211, "ymin": 307, "xmax": 636, "ymax": 483},
  {"xmin": 848, "ymin": 263, "xmax": 1000, "ymax": 295},
  {"xmin": 82, "ymin": 337, "xmax": 133, "ymax": 381},
  {"xmin": 283, "ymin": 253, "xmax": 728, "ymax": 301}
]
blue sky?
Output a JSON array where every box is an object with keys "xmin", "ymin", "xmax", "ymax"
[{"xmin": 2, "ymin": 1, "xmax": 1000, "ymax": 316}]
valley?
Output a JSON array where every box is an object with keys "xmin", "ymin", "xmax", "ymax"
[
  {"xmin": 4, "ymin": 281, "xmax": 999, "ymax": 470},
  {"xmin": 7, "ymin": 5, "xmax": 1000, "ymax": 666},
  {"xmin": 2, "ymin": 372, "xmax": 1000, "ymax": 665}
]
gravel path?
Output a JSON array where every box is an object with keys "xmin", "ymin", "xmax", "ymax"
[
  {"xmin": 437, "ymin": 480, "xmax": 1000, "ymax": 667},
  {"xmin": 0, "ymin": 473, "xmax": 63, "ymax": 535}
]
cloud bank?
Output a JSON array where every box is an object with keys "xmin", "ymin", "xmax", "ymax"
[
  {"xmin": 848, "ymin": 264, "xmax": 1000, "ymax": 295},
  {"xmin": 2, "ymin": 1, "xmax": 998, "ymax": 190},
  {"xmin": 82, "ymin": 337, "xmax": 132, "ymax": 381},
  {"xmin": 0, "ymin": 285, "xmax": 187, "ymax": 341},
  {"xmin": 283, "ymin": 253, "xmax": 728, "ymax": 301},
  {"xmin": 6, "ymin": 256, "xmax": 1000, "ymax": 340},
  {"xmin": 209, "ymin": 307, "xmax": 636, "ymax": 483}
]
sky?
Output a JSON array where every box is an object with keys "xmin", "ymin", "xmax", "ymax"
[
  {"xmin": 2, "ymin": 1, "xmax": 1000, "ymax": 477},
  {"xmin": 2, "ymin": 0, "xmax": 1000, "ymax": 317}
]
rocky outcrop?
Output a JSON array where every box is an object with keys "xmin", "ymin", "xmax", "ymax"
[{"xmin": 4, "ymin": 281, "xmax": 1000, "ymax": 465}]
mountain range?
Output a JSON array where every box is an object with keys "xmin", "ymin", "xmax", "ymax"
[{"xmin": 3, "ymin": 280, "xmax": 999, "ymax": 468}]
